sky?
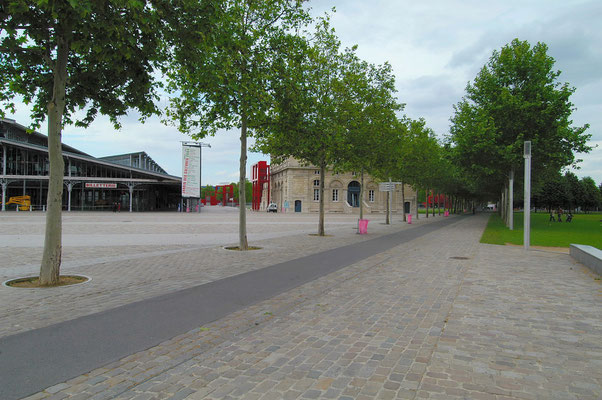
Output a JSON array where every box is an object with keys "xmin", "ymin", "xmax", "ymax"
[{"xmin": 6, "ymin": 0, "xmax": 601, "ymax": 185}]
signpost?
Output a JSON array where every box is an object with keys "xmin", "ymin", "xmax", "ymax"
[
  {"xmin": 181, "ymin": 141, "xmax": 210, "ymax": 212},
  {"xmin": 379, "ymin": 181, "xmax": 401, "ymax": 224}
]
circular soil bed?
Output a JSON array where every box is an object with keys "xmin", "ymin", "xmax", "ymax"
[
  {"xmin": 224, "ymin": 246, "xmax": 262, "ymax": 251},
  {"xmin": 5, "ymin": 275, "xmax": 89, "ymax": 288}
]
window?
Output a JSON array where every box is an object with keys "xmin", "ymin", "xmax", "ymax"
[
  {"xmin": 314, "ymin": 170, "xmax": 320, "ymax": 175},
  {"xmin": 313, "ymin": 189, "xmax": 320, "ymax": 201},
  {"xmin": 313, "ymin": 179, "xmax": 320, "ymax": 187},
  {"xmin": 332, "ymin": 189, "xmax": 339, "ymax": 202},
  {"xmin": 368, "ymin": 190, "xmax": 375, "ymax": 202}
]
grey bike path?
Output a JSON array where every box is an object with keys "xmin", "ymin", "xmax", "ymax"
[{"xmin": 0, "ymin": 215, "xmax": 465, "ymax": 400}]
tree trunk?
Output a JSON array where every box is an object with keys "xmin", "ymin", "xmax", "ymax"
[
  {"xmin": 318, "ymin": 163, "xmax": 325, "ymax": 235},
  {"xmin": 385, "ymin": 190, "xmax": 390, "ymax": 225},
  {"xmin": 40, "ymin": 36, "xmax": 69, "ymax": 286},
  {"xmin": 400, "ymin": 180, "xmax": 406, "ymax": 222},
  {"xmin": 432, "ymin": 190, "xmax": 435, "ymax": 217},
  {"xmin": 425, "ymin": 188, "xmax": 429, "ymax": 218},
  {"xmin": 415, "ymin": 189, "xmax": 419, "ymax": 220},
  {"xmin": 438, "ymin": 193, "xmax": 441, "ymax": 216},
  {"xmin": 359, "ymin": 168, "xmax": 364, "ymax": 220},
  {"xmin": 238, "ymin": 113, "xmax": 249, "ymax": 250}
]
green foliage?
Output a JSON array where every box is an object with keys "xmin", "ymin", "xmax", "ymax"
[
  {"xmin": 533, "ymin": 172, "xmax": 600, "ymax": 212},
  {"xmin": 580, "ymin": 176, "xmax": 601, "ymax": 212},
  {"xmin": 481, "ymin": 212, "xmax": 602, "ymax": 248},
  {"xmin": 448, "ymin": 39, "xmax": 592, "ymax": 198},
  {"xmin": 165, "ymin": 0, "xmax": 309, "ymax": 138},
  {"xmin": 164, "ymin": 0, "xmax": 309, "ymax": 248},
  {"xmin": 0, "ymin": 0, "xmax": 165, "ymax": 128},
  {"xmin": 255, "ymin": 18, "xmax": 345, "ymax": 170},
  {"xmin": 533, "ymin": 171, "xmax": 568, "ymax": 211},
  {"xmin": 335, "ymin": 52, "xmax": 401, "ymax": 176}
]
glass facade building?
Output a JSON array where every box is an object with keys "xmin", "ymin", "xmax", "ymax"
[{"xmin": 1, "ymin": 119, "xmax": 181, "ymax": 211}]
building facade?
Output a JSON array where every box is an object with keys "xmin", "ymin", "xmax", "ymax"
[
  {"xmin": 267, "ymin": 158, "xmax": 417, "ymax": 214},
  {"xmin": 0, "ymin": 119, "xmax": 181, "ymax": 212}
]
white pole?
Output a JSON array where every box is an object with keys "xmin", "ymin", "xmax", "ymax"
[
  {"xmin": 388, "ymin": 178, "xmax": 392, "ymax": 224},
  {"xmin": 509, "ymin": 169, "xmax": 514, "ymax": 230},
  {"xmin": 524, "ymin": 141, "xmax": 531, "ymax": 250}
]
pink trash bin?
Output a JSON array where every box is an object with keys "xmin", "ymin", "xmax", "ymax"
[
  {"xmin": 407, "ymin": 214, "xmax": 412, "ymax": 224},
  {"xmin": 358, "ymin": 219, "xmax": 369, "ymax": 234}
]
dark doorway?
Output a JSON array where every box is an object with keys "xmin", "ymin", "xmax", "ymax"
[
  {"xmin": 347, "ymin": 181, "xmax": 360, "ymax": 207},
  {"xmin": 404, "ymin": 201, "xmax": 411, "ymax": 214},
  {"xmin": 294, "ymin": 200, "xmax": 302, "ymax": 212}
]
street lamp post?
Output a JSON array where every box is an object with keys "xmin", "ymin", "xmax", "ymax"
[{"xmin": 524, "ymin": 141, "xmax": 531, "ymax": 250}]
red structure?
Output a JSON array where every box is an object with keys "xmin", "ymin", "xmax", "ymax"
[
  {"xmin": 251, "ymin": 161, "xmax": 270, "ymax": 211},
  {"xmin": 215, "ymin": 184, "xmax": 235, "ymax": 206}
]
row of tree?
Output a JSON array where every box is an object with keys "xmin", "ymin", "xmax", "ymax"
[
  {"xmin": 534, "ymin": 172, "xmax": 601, "ymax": 213},
  {"xmin": 445, "ymin": 39, "xmax": 592, "ymax": 228},
  {"xmin": 1, "ymin": 1, "xmax": 592, "ymax": 285}
]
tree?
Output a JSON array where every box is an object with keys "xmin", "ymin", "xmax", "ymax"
[
  {"xmin": 255, "ymin": 18, "xmax": 348, "ymax": 236},
  {"xmin": 398, "ymin": 118, "xmax": 441, "ymax": 220},
  {"xmin": 563, "ymin": 171, "xmax": 583, "ymax": 212},
  {"xmin": 449, "ymin": 39, "xmax": 591, "ymax": 227},
  {"xmin": 335, "ymin": 52, "xmax": 401, "ymax": 220},
  {"xmin": 165, "ymin": 0, "xmax": 308, "ymax": 250},
  {"xmin": 1, "ymin": 0, "xmax": 165, "ymax": 285},
  {"xmin": 580, "ymin": 176, "xmax": 601, "ymax": 212}
]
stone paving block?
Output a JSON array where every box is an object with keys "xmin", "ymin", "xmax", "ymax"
[{"xmin": 4, "ymin": 214, "xmax": 601, "ymax": 400}]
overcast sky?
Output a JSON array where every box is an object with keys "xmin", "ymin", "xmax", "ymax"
[{"xmin": 6, "ymin": 0, "xmax": 601, "ymax": 185}]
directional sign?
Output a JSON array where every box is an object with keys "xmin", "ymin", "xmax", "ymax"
[{"xmin": 378, "ymin": 182, "xmax": 401, "ymax": 192}]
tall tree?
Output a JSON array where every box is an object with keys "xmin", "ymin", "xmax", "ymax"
[
  {"xmin": 398, "ymin": 118, "xmax": 441, "ymax": 220},
  {"xmin": 0, "ymin": 0, "xmax": 165, "ymax": 285},
  {"xmin": 449, "ymin": 39, "xmax": 591, "ymax": 227},
  {"xmin": 580, "ymin": 176, "xmax": 601, "ymax": 212},
  {"xmin": 336, "ymin": 52, "xmax": 401, "ymax": 220},
  {"xmin": 166, "ymin": 0, "xmax": 308, "ymax": 250},
  {"xmin": 255, "ymin": 18, "xmax": 347, "ymax": 236}
]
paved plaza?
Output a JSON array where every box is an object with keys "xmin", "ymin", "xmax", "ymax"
[{"xmin": 0, "ymin": 209, "xmax": 600, "ymax": 399}]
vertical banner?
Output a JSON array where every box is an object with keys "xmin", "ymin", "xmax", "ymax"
[{"xmin": 182, "ymin": 144, "xmax": 201, "ymax": 198}]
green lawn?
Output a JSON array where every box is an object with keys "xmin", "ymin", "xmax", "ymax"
[{"xmin": 480, "ymin": 212, "xmax": 602, "ymax": 248}]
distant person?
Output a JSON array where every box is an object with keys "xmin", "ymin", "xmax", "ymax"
[
  {"xmin": 557, "ymin": 209, "xmax": 562, "ymax": 222},
  {"xmin": 117, "ymin": 202, "xmax": 121, "ymax": 212},
  {"xmin": 566, "ymin": 213, "xmax": 573, "ymax": 223},
  {"xmin": 549, "ymin": 212, "xmax": 555, "ymax": 222},
  {"xmin": 112, "ymin": 202, "xmax": 117, "ymax": 212}
]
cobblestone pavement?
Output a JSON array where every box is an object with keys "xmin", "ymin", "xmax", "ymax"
[
  {"xmin": 5, "ymin": 211, "xmax": 600, "ymax": 400},
  {"xmin": 0, "ymin": 208, "xmax": 425, "ymax": 338}
]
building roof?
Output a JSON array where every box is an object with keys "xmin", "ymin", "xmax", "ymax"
[{"xmin": 0, "ymin": 119, "xmax": 180, "ymax": 183}]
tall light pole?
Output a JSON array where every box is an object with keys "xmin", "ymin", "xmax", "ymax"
[{"xmin": 524, "ymin": 141, "xmax": 531, "ymax": 250}]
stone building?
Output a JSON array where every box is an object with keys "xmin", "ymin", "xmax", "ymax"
[{"xmin": 267, "ymin": 157, "xmax": 417, "ymax": 214}]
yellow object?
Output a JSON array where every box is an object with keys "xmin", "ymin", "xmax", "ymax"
[{"xmin": 4, "ymin": 195, "xmax": 31, "ymax": 210}]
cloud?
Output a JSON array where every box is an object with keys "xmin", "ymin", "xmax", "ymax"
[{"xmin": 5, "ymin": 0, "xmax": 601, "ymax": 185}]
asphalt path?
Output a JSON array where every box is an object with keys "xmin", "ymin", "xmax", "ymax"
[{"xmin": 0, "ymin": 215, "xmax": 465, "ymax": 400}]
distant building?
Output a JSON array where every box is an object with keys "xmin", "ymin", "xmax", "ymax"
[
  {"xmin": 265, "ymin": 157, "xmax": 417, "ymax": 214},
  {"xmin": 0, "ymin": 118, "xmax": 181, "ymax": 211}
]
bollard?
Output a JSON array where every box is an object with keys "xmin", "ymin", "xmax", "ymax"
[{"xmin": 358, "ymin": 219, "xmax": 369, "ymax": 234}]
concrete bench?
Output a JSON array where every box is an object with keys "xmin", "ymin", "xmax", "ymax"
[{"xmin": 570, "ymin": 244, "xmax": 602, "ymax": 276}]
